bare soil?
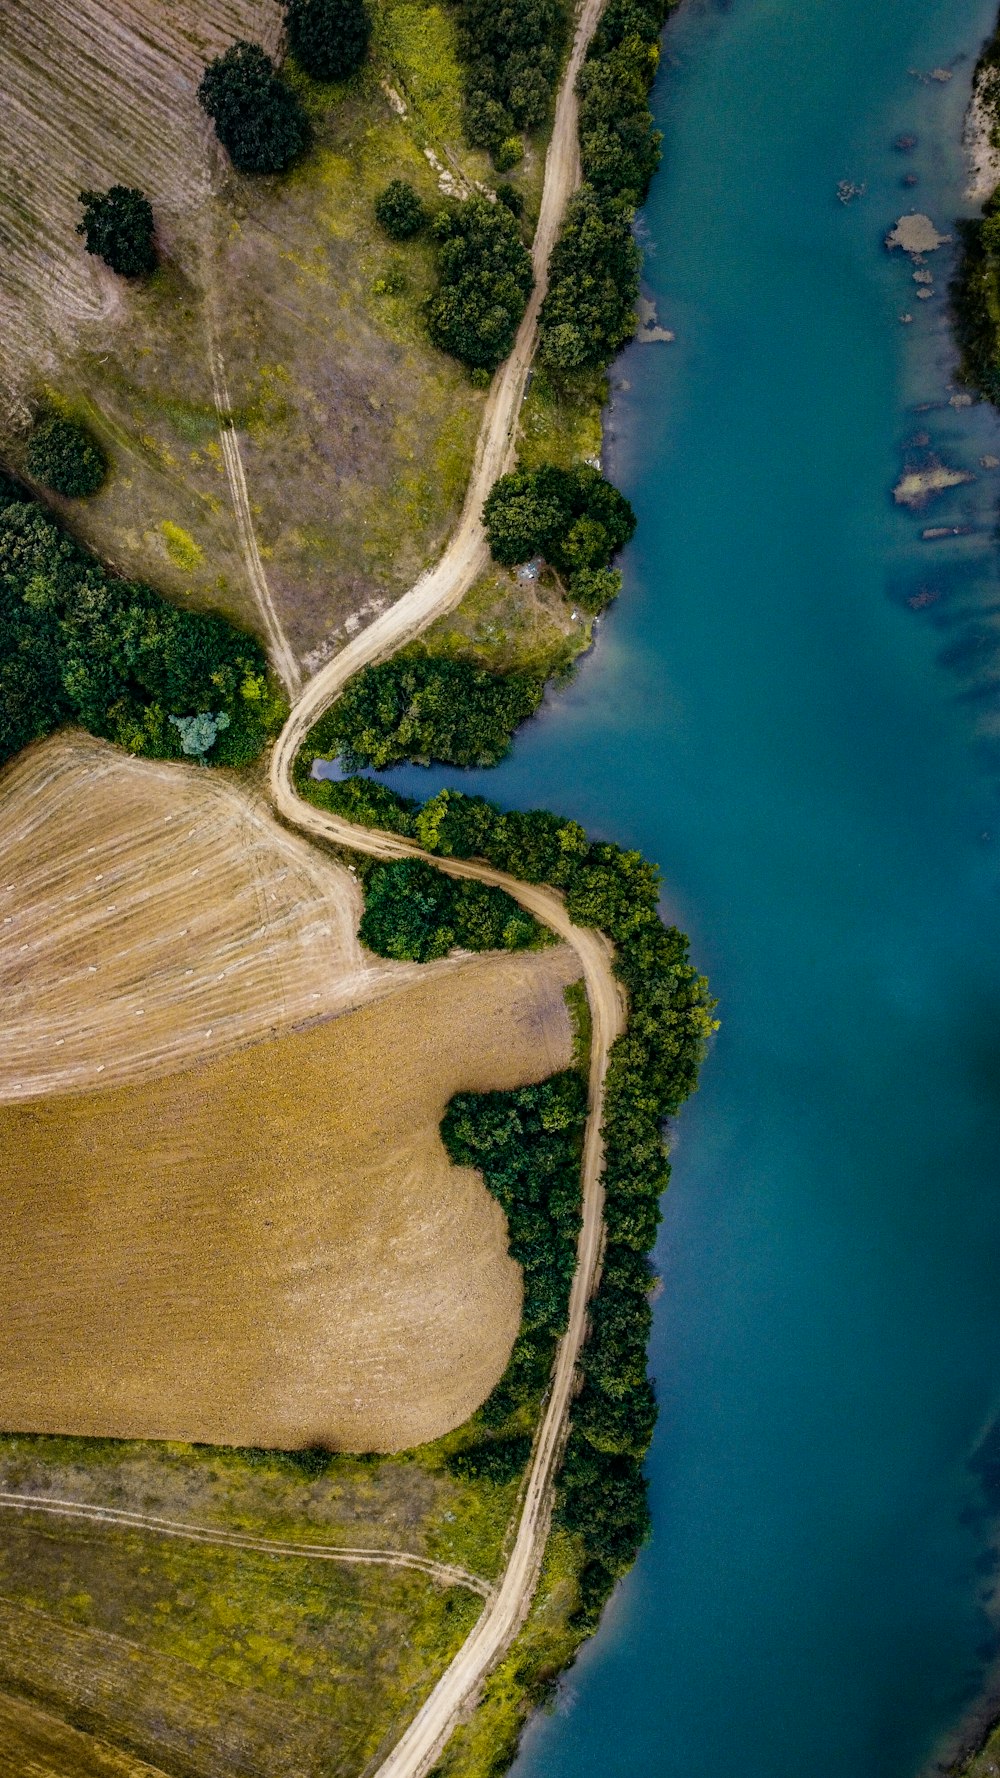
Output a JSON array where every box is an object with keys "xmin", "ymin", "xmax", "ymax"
[{"xmin": 0, "ymin": 944, "xmax": 575, "ymax": 1451}]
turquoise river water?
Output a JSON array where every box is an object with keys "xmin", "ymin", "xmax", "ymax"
[{"xmin": 380, "ymin": 0, "xmax": 1000, "ymax": 1770}]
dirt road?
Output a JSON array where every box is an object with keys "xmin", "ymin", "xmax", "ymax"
[
  {"xmin": 0, "ymin": 1492, "xmax": 489, "ymax": 1596},
  {"xmin": 267, "ymin": 2, "xmax": 621, "ymax": 1770},
  {"xmin": 268, "ymin": 0, "xmax": 606, "ymax": 771}
]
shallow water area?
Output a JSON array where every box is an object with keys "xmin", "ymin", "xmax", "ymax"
[{"xmin": 352, "ymin": 1, "xmax": 1000, "ymax": 1771}]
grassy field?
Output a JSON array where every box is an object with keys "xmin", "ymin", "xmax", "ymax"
[
  {"xmin": 0, "ymin": 0, "xmax": 547, "ymax": 671},
  {"xmin": 0, "ymin": 1332, "xmax": 576, "ymax": 1778},
  {"xmin": 0, "ymin": 1451, "xmax": 482, "ymax": 1777}
]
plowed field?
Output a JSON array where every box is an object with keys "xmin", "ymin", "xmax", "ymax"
[
  {"xmin": 0, "ymin": 0, "xmax": 282, "ymax": 395},
  {"xmin": 0, "ymin": 732, "xmax": 446, "ymax": 1100},
  {"xmin": 0, "ymin": 946, "xmax": 575, "ymax": 1450}
]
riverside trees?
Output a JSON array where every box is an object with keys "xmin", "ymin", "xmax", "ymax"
[
  {"xmin": 303, "ymin": 656, "xmax": 542, "ymax": 769},
  {"xmin": 483, "ymin": 461, "xmax": 635, "ymax": 612}
]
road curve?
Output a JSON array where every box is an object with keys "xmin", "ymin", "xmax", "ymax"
[
  {"xmin": 267, "ymin": 2, "xmax": 623, "ymax": 1772},
  {"xmin": 268, "ymin": 0, "xmax": 606, "ymax": 772},
  {"xmin": 0, "ymin": 1492, "xmax": 489, "ymax": 1597}
]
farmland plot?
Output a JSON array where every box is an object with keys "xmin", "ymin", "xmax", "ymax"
[
  {"xmin": 0, "ymin": 0, "xmax": 283, "ymax": 397},
  {"xmin": 0, "ymin": 732, "xmax": 451, "ymax": 1100}
]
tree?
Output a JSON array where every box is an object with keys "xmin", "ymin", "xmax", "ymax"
[
  {"xmin": 314, "ymin": 655, "xmax": 542, "ymax": 768},
  {"xmin": 26, "ymin": 414, "xmax": 107, "ymax": 498},
  {"xmin": 285, "ymin": 0, "xmax": 371, "ymax": 80},
  {"xmin": 169, "ymin": 710, "xmax": 231, "ymax": 759},
  {"xmin": 427, "ymin": 196, "xmax": 533, "ymax": 370},
  {"xmin": 374, "ymin": 180, "xmax": 427, "ymax": 240},
  {"xmin": 197, "ymin": 41, "xmax": 309, "ymax": 175},
  {"xmin": 77, "ymin": 186, "xmax": 156, "ymax": 277},
  {"xmin": 455, "ymin": 0, "xmax": 566, "ymax": 148},
  {"xmin": 539, "ymin": 186, "xmax": 641, "ymax": 374},
  {"xmin": 482, "ymin": 463, "xmax": 636, "ymax": 577}
]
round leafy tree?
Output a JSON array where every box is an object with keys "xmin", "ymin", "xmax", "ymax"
[
  {"xmin": 285, "ymin": 0, "xmax": 371, "ymax": 80},
  {"xmin": 77, "ymin": 186, "xmax": 156, "ymax": 277},
  {"xmin": 26, "ymin": 414, "xmax": 107, "ymax": 499},
  {"xmin": 426, "ymin": 196, "xmax": 533, "ymax": 371},
  {"xmin": 374, "ymin": 180, "xmax": 427, "ymax": 240},
  {"xmin": 197, "ymin": 41, "xmax": 309, "ymax": 175}
]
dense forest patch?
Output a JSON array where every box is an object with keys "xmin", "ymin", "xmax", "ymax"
[
  {"xmin": 302, "ymin": 655, "xmax": 543, "ymax": 769},
  {"xmin": 0, "ymin": 487, "xmax": 281, "ymax": 769}
]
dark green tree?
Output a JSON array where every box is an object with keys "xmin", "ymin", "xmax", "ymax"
[
  {"xmin": 427, "ymin": 197, "xmax": 533, "ymax": 371},
  {"xmin": 483, "ymin": 462, "xmax": 635, "ymax": 575},
  {"xmin": 0, "ymin": 497, "xmax": 276, "ymax": 768},
  {"xmin": 285, "ymin": 0, "xmax": 371, "ymax": 79},
  {"xmin": 197, "ymin": 41, "xmax": 309, "ymax": 175},
  {"xmin": 374, "ymin": 180, "xmax": 428, "ymax": 239},
  {"xmin": 77, "ymin": 186, "xmax": 156, "ymax": 277},
  {"xmin": 538, "ymin": 186, "xmax": 641, "ymax": 373},
  {"xmin": 455, "ymin": 0, "xmax": 566, "ymax": 148},
  {"xmin": 26, "ymin": 414, "xmax": 107, "ymax": 499},
  {"xmin": 312, "ymin": 654, "xmax": 541, "ymax": 768}
]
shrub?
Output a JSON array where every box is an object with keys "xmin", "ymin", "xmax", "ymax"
[
  {"xmin": 77, "ymin": 186, "xmax": 156, "ymax": 277},
  {"xmin": 374, "ymin": 180, "xmax": 427, "ymax": 240},
  {"xmin": 495, "ymin": 182, "xmax": 524, "ymax": 217},
  {"xmin": 197, "ymin": 40, "xmax": 309, "ymax": 175},
  {"xmin": 493, "ymin": 136, "xmax": 524, "ymax": 173},
  {"xmin": 538, "ymin": 186, "xmax": 641, "ymax": 373},
  {"xmin": 285, "ymin": 0, "xmax": 371, "ymax": 80},
  {"xmin": 26, "ymin": 413, "xmax": 107, "ymax": 498},
  {"xmin": 307, "ymin": 655, "xmax": 543, "ymax": 769},
  {"xmin": 357, "ymin": 857, "xmax": 544, "ymax": 960},
  {"xmin": 483, "ymin": 462, "xmax": 636, "ymax": 579},
  {"xmin": 446, "ymin": 1434, "xmax": 533, "ymax": 1483},
  {"xmin": 427, "ymin": 196, "xmax": 533, "ymax": 371}
]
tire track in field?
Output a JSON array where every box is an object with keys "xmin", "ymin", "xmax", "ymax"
[{"xmin": 0, "ymin": 1492, "xmax": 491, "ymax": 1597}]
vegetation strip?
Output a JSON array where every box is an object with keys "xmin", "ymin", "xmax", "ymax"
[
  {"xmin": 0, "ymin": 1493, "xmax": 491, "ymax": 1597},
  {"xmin": 264, "ymin": 1, "xmax": 714, "ymax": 1771}
]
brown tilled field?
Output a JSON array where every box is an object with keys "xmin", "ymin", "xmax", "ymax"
[
  {"xmin": 0, "ymin": 946, "xmax": 576, "ymax": 1452},
  {"xmin": 0, "ymin": 732, "xmax": 448, "ymax": 1100}
]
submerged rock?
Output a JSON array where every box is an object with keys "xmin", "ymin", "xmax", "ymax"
[
  {"xmin": 893, "ymin": 459, "xmax": 974, "ymax": 508},
  {"xmin": 885, "ymin": 212, "xmax": 951, "ymax": 254}
]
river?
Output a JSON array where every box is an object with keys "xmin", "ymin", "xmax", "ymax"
[{"xmin": 381, "ymin": 0, "xmax": 1000, "ymax": 1771}]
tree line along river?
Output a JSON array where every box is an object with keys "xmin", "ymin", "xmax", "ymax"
[{"xmin": 385, "ymin": 0, "xmax": 1000, "ymax": 1770}]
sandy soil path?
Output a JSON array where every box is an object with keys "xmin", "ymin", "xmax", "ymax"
[
  {"xmin": 0, "ymin": 1492, "xmax": 489, "ymax": 1596},
  {"xmin": 267, "ymin": 2, "xmax": 622, "ymax": 1769}
]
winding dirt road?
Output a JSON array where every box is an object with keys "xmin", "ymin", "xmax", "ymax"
[
  {"xmin": 266, "ymin": 2, "xmax": 623, "ymax": 1771},
  {"xmin": 0, "ymin": 1492, "xmax": 489, "ymax": 1596}
]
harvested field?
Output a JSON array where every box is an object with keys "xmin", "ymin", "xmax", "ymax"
[
  {"xmin": 0, "ymin": 732, "xmax": 450, "ymax": 1101},
  {"xmin": 0, "ymin": 1691, "xmax": 170, "ymax": 1778},
  {"xmin": 0, "ymin": 941, "xmax": 576, "ymax": 1451}
]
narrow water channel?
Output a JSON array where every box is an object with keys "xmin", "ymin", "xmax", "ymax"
[{"xmin": 386, "ymin": 0, "xmax": 1000, "ymax": 1770}]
